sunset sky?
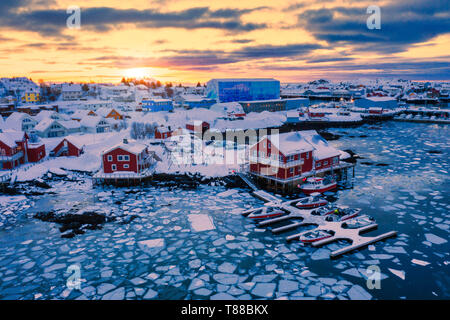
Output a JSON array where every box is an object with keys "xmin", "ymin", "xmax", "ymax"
[{"xmin": 0, "ymin": 0, "xmax": 449, "ymax": 84}]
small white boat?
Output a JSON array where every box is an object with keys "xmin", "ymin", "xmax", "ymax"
[
  {"xmin": 310, "ymin": 206, "xmax": 336, "ymax": 217},
  {"xmin": 342, "ymin": 214, "xmax": 375, "ymax": 229},
  {"xmin": 294, "ymin": 195, "xmax": 328, "ymax": 209},
  {"xmin": 298, "ymin": 176, "xmax": 337, "ymax": 195},
  {"xmin": 247, "ymin": 207, "xmax": 287, "ymax": 220},
  {"xmin": 300, "ymin": 230, "xmax": 333, "ymax": 243},
  {"xmin": 325, "ymin": 208, "xmax": 361, "ymax": 222}
]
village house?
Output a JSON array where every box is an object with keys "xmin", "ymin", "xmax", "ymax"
[
  {"xmin": 27, "ymin": 140, "xmax": 46, "ymax": 163},
  {"xmin": 34, "ymin": 118, "xmax": 68, "ymax": 138},
  {"xmin": 4, "ymin": 112, "xmax": 38, "ymax": 132},
  {"xmin": 96, "ymin": 107, "xmax": 124, "ymax": 120},
  {"xmin": 0, "ymin": 130, "xmax": 28, "ymax": 169},
  {"xmin": 249, "ymin": 130, "xmax": 342, "ymax": 192},
  {"xmin": 61, "ymin": 84, "xmax": 83, "ymax": 101},
  {"xmin": 186, "ymin": 121, "xmax": 210, "ymax": 133},
  {"xmin": 154, "ymin": 125, "xmax": 173, "ymax": 139},
  {"xmin": 80, "ymin": 116, "xmax": 111, "ymax": 133},
  {"xmin": 141, "ymin": 98, "xmax": 173, "ymax": 112},
  {"xmin": 70, "ymin": 109, "xmax": 97, "ymax": 121},
  {"xmin": 101, "ymin": 139, "xmax": 155, "ymax": 174},
  {"xmin": 50, "ymin": 137, "xmax": 85, "ymax": 157}
]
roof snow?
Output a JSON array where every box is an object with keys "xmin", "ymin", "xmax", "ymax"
[
  {"xmin": 262, "ymin": 130, "xmax": 340, "ymax": 160},
  {"xmin": 0, "ymin": 130, "xmax": 26, "ymax": 148},
  {"xmin": 102, "ymin": 139, "xmax": 148, "ymax": 155},
  {"xmin": 80, "ymin": 116, "xmax": 106, "ymax": 128}
]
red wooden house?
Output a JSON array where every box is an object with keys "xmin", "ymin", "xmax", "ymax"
[
  {"xmin": 27, "ymin": 142, "xmax": 46, "ymax": 162},
  {"xmin": 101, "ymin": 139, "xmax": 153, "ymax": 174},
  {"xmin": 0, "ymin": 131, "xmax": 28, "ymax": 170},
  {"xmin": 51, "ymin": 137, "xmax": 85, "ymax": 157},
  {"xmin": 250, "ymin": 131, "xmax": 314, "ymax": 180},
  {"xmin": 186, "ymin": 121, "xmax": 210, "ymax": 133},
  {"xmin": 155, "ymin": 126, "xmax": 173, "ymax": 139},
  {"xmin": 250, "ymin": 130, "xmax": 340, "ymax": 181}
]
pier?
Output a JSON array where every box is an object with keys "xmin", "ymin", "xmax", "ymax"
[{"xmin": 238, "ymin": 175, "xmax": 397, "ymax": 258}]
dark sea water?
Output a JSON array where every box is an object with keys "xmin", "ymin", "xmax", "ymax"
[{"xmin": 0, "ymin": 121, "xmax": 448, "ymax": 300}]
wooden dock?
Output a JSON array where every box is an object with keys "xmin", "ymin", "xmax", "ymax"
[{"xmin": 242, "ymin": 192, "xmax": 397, "ymax": 258}]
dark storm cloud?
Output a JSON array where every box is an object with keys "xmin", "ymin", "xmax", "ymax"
[
  {"xmin": 0, "ymin": 5, "xmax": 267, "ymax": 37},
  {"xmin": 298, "ymin": 0, "xmax": 450, "ymax": 53}
]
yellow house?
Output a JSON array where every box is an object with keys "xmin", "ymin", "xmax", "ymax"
[{"xmin": 21, "ymin": 91, "xmax": 40, "ymax": 103}]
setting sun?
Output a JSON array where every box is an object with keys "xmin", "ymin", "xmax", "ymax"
[{"xmin": 123, "ymin": 68, "xmax": 150, "ymax": 79}]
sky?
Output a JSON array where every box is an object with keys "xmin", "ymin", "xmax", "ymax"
[{"xmin": 0, "ymin": 0, "xmax": 449, "ymax": 84}]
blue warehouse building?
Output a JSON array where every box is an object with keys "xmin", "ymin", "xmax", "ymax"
[
  {"xmin": 206, "ymin": 78, "xmax": 280, "ymax": 103},
  {"xmin": 141, "ymin": 98, "xmax": 174, "ymax": 112}
]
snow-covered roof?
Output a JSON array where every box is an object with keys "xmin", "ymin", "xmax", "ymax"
[
  {"xmin": 0, "ymin": 130, "xmax": 26, "ymax": 148},
  {"xmin": 4, "ymin": 112, "xmax": 35, "ymax": 130},
  {"xmin": 80, "ymin": 116, "xmax": 106, "ymax": 128},
  {"xmin": 263, "ymin": 131, "xmax": 314, "ymax": 156},
  {"xmin": 71, "ymin": 109, "xmax": 95, "ymax": 119},
  {"xmin": 34, "ymin": 110, "xmax": 57, "ymax": 122},
  {"xmin": 299, "ymin": 130, "xmax": 341, "ymax": 160},
  {"xmin": 34, "ymin": 118, "xmax": 57, "ymax": 132},
  {"xmin": 102, "ymin": 140, "xmax": 148, "ymax": 155},
  {"xmin": 60, "ymin": 120, "xmax": 81, "ymax": 130}
]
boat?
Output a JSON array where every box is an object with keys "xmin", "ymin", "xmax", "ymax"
[
  {"xmin": 294, "ymin": 194, "xmax": 328, "ymax": 209},
  {"xmin": 298, "ymin": 176, "xmax": 337, "ymax": 195},
  {"xmin": 325, "ymin": 207, "xmax": 361, "ymax": 222},
  {"xmin": 247, "ymin": 207, "xmax": 287, "ymax": 220},
  {"xmin": 300, "ymin": 230, "xmax": 333, "ymax": 243},
  {"xmin": 341, "ymin": 214, "xmax": 375, "ymax": 229},
  {"xmin": 310, "ymin": 206, "xmax": 336, "ymax": 217}
]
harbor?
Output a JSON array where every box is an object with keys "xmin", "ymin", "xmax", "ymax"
[{"xmin": 0, "ymin": 121, "xmax": 448, "ymax": 300}]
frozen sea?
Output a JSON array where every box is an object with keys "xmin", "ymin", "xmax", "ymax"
[{"xmin": 0, "ymin": 121, "xmax": 449, "ymax": 300}]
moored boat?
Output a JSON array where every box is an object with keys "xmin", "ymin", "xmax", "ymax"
[
  {"xmin": 247, "ymin": 207, "xmax": 287, "ymax": 220},
  {"xmin": 341, "ymin": 214, "xmax": 375, "ymax": 229},
  {"xmin": 325, "ymin": 207, "xmax": 361, "ymax": 222},
  {"xmin": 300, "ymin": 230, "xmax": 333, "ymax": 243},
  {"xmin": 294, "ymin": 194, "xmax": 328, "ymax": 209},
  {"xmin": 298, "ymin": 176, "xmax": 337, "ymax": 195}
]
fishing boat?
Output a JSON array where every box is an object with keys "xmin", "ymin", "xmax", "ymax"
[
  {"xmin": 298, "ymin": 176, "xmax": 337, "ymax": 195},
  {"xmin": 341, "ymin": 214, "xmax": 375, "ymax": 229},
  {"xmin": 247, "ymin": 207, "xmax": 287, "ymax": 220},
  {"xmin": 294, "ymin": 194, "xmax": 328, "ymax": 209},
  {"xmin": 300, "ymin": 230, "xmax": 333, "ymax": 243},
  {"xmin": 325, "ymin": 207, "xmax": 361, "ymax": 222}
]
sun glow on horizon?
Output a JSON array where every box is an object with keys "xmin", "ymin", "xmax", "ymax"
[{"xmin": 122, "ymin": 68, "xmax": 151, "ymax": 79}]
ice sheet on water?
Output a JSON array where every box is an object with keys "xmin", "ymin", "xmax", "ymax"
[
  {"xmin": 347, "ymin": 285, "xmax": 372, "ymax": 300},
  {"xmin": 388, "ymin": 268, "xmax": 405, "ymax": 280},
  {"xmin": 411, "ymin": 259, "xmax": 430, "ymax": 266},
  {"xmin": 424, "ymin": 233, "xmax": 447, "ymax": 245},
  {"xmin": 218, "ymin": 262, "xmax": 237, "ymax": 274},
  {"xmin": 311, "ymin": 248, "xmax": 330, "ymax": 260},
  {"xmin": 213, "ymin": 273, "xmax": 239, "ymax": 285},
  {"xmin": 217, "ymin": 189, "xmax": 238, "ymax": 197},
  {"xmin": 188, "ymin": 214, "xmax": 215, "ymax": 232},
  {"xmin": 251, "ymin": 283, "xmax": 276, "ymax": 298}
]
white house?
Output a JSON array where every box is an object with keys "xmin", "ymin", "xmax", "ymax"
[
  {"xmin": 80, "ymin": 116, "xmax": 111, "ymax": 133},
  {"xmin": 62, "ymin": 84, "xmax": 83, "ymax": 101},
  {"xmin": 34, "ymin": 118, "xmax": 68, "ymax": 138},
  {"xmin": 4, "ymin": 112, "xmax": 38, "ymax": 132}
]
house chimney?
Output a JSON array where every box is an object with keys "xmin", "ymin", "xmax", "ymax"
[{"xmin": 123, "ymin": 138, "xmax": 128, "ymax": 144}]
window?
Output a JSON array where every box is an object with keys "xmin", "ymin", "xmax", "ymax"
[
  {"xmin": 324, "ymin": 161, "xmax": 328, "ymax": 166},
  {"xmin": 124, "ymin": 155, "xmax": 130, "ymax": 161},
  {"xmin": 268, "ymin": 142, "xmax": 271, "ymax": 149},
  {"xmin": 306, "ymin": 152, "xmax": 309, "ymax": 159},
  {"xmin": 118, "ymin": 155, "xmax": 123, "ymax": 161},
  {"xmin": 289, "ymin": 168, "xmax": 294, "ymax": 174},
  {"xmin": 317, "ymin": 162, "xmax": 321, "ymax": 168},
  {"xmin": 112, "ymin": 164, "xmax": 117, "ymax": 171},
  {"xmin": 124, "ymin": 164, "xmax": 129, "ymax": 169},
  {"xmin": 107, "ymin": 155, "xmax": 112, "ymax": 161}
]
